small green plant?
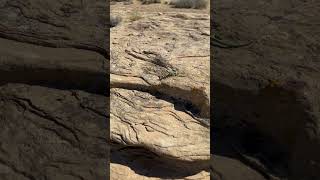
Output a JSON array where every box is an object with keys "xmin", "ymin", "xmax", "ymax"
[{"xmin": 129, "ymin": 12, "xmax": 142, "ymax": 22}]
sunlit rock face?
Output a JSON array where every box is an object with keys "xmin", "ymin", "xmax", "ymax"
[{"xmin": 110, "ymin": 1, "xmax": 210, "ymax": 179}]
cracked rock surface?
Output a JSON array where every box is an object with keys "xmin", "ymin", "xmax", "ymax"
[
  {"xmin": 110, "ymin": 2, "xmax": 210, "ymax": 179},
  {"xmin": 212, "ymin": 0, "xmax": 320, "ymax": 179},
  {"xmin": 111, "ymin": 88, "xmax": 209, "ymax": 161},
  {"xmin": 0, "ymin": 0, "xmax": 109, "ymax": 179},
  {"xmin": 0, "ymin": 84, "xmax": 108, "ymax": 180},
  {"xmin": 0, "ymin": 0, "xmax": 108, "ymax": 57},
  {"xmin": 111, "ymin": 7, "xmax": 210, "ymax": 118}
]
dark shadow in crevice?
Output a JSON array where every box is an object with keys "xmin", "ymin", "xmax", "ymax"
[
  {"xmin": 211, "ymin": 81, "xmax": 296, "ymax": 179},
  {"xmin": 111, "ymin": 83, "xmax": 208, "ymax": 120},
  {"xmin": 0, "ymin": 69, "xmax": 109, "ymax": 96},
  {"xmin": 110, "ymin": 143, "xmax": 210, "ymax": 179},
  {"xmin": 0, "ymin": 33, "xmax": 110, "ymax": 60},
  {"xmin": 111, "ymin": 82, "xmax": 208, "ymax": 120},
  {"xmin": 144, "ymin": 89, "xmax": 210, "ymax": 126},
  {"xmin": 212, "ymin": 120, "xmax": 289, "ymax": 179}
]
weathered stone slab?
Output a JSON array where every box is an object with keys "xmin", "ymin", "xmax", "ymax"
[
  {"xmin": 0, "ymin": 0, "xmax": 109, "ymax": 179},
  {"xmin": 0, "ymin": 0, "xmax": 109, "ymax": 57},
  {"xmin": 111, "ymin": 12, "xmax": 210, "ymax": 117},
  {"xmin": 0, "ymin": 83, "xmax": 108, "ymax": 180},
  {"xmin": 111, "ymin": 143, "xmax": 210, "ymax": 180},
  {"xmin": 111, "ymin": 88, "xmax": 210, "ymax": 161},
  {"xmin": 0, "ymin": 37, "xmax": 108, "ymax": 94},
  {"xmin": 213, "ymin": 0, "xmax": 320, "ymax": 179}
]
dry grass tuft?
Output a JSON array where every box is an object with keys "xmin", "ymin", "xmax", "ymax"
[{"xmin": 128, "ymin": 12, "xmax": 143, "ymax": 22}]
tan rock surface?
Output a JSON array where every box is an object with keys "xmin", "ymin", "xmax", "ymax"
[
  {"xmin": 111, "ymin": 164, "xmax": 210, "ymax": 180},
  {"xmin": 111, "ymin": 88, "xmax": 210, "ymax": 161},
  {"xmin": 111, "ymin": 10, "xmax": 210, "ymax": 117},
  {"xmin": 110, "ymin": 2, "xmax": 210, "ymax": 179},
  {"xmin": 110, "ymin": 143, "xmax": 209, "ymax": 180}
]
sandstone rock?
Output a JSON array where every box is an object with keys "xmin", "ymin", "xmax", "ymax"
[
  {"xmin": 111, "ymin": 88, "xmax": 210, "ymax": 161},
  {"xmin": 0, "ymin": 0, "xmax": 109, "ymax": 57},
  {"xmin": 0, "ymin": 83, "xmax": 108, "ymax": 180},
  {"xmin": 111, "ymin": 143, "xmax": 209, "ymax": 180},
  {"xmin": 110, "ymin": 6, "xmax": 210, "ymax": 179},
  {"xmin": 0, "ymin": 0, "xmax": 109, "ymax": 179},
  {"xmin": 111, "ymin": 163, "xmax": 210, "ymax": 180},
  {"xmin": 0, "ymin": 37, "xmax": 108, "ymax": 95},
  {"xmin": 110, "ymin": 12, "xmax": 210, "ymax": 117},
  {"xmin": 212, "ymin": 0, "xmax": 320, "ymax": 179}
]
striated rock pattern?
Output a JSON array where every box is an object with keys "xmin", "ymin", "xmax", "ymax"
[
  {"xmin": 110, "ymin": 11, "xmax": 210, "ymax": 118},
  {"xmin": 0, "ymin": 0, "xmax": 109, "ymax": 179},
  {"xmin": 0, "ymin": 84, "xmax": 108, "ymax": 180},
  {"xmin": 110, "ymin": 3, "xmax": 210, "ymax": 180},
  {"xmin": 0, "ymin": 0, "xmax": 109, "ymax": 57},
  {"xmin": 111, "ymin": 88, "xmax": 209, "ymax": 161}
]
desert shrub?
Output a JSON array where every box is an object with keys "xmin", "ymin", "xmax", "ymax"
[
  {"xmin": 110, "ymin": 15, "xmax": 122, "ymax": 28},
  {"xmin": 171, "ymin": 0, "xmax": 208, "ymax": 9},
  {"xmin": 129, "ymin": 12, "xmax": 142, "ymax": 22},
  {"xmin": 139, "ymin": 0, "xmax": 161, "ymax": 4}
]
